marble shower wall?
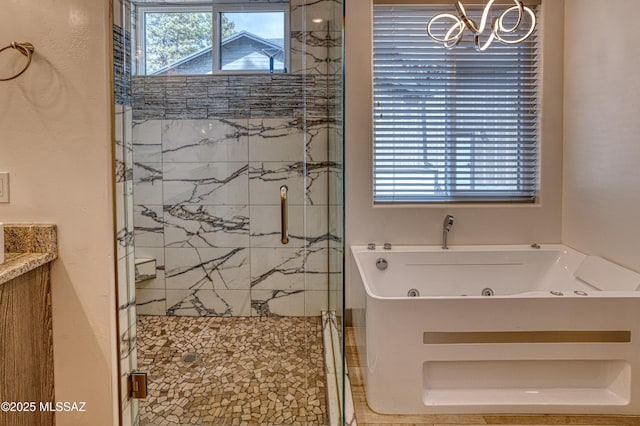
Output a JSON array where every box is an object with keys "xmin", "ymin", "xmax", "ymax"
[{"xmin": 132, "ymin": 0, "xmax": 342, "ymax": 318}]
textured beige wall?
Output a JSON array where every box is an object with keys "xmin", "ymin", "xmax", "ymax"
[
  {"xmin": 563, "ymin": 0, "xmax": 640, "ymax": 273},
  {"xmin": 0, "ymin": 1, "xmax": 118, "ymax": 425},
  {"xmin": 345, "ymin": 1, "xmax": 565, "ymax": 305}
]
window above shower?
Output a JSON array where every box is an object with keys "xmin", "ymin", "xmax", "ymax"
[{"xmin": 134, "ymin": 2, "xmax": 289, "ymax": 75}]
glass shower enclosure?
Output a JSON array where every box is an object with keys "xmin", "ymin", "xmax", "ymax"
[{"xmin": 112, "ymin": 0, "xmax": 344, "ymax": 424}]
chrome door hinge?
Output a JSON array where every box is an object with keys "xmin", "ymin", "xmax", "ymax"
[{"xmin": 128, "ymin": 372, "xmax": 148, "ymax": 399}]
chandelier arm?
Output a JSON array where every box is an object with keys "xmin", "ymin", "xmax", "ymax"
[
  {"xmin": 494, "ymin": 6, "xmax": 536, "ymax": 44},
  {"xmin": 455, "ymin": 2, "xmax": 478, "ymax": 33},
  {"xmin": 477, "ymin": 0, "xmax": 497, "ymax": 35},
  {"xmin": 498, "ymin": 0, "xmax": 525, "ymax": 32},
  {"xmin": 474, "ymin": 31, "xmax": 496, "ymax": 52},
  {"xmin": 444, "ymin": 23, "xmax": 465, "ymax": 48},
  {"xmin": 427, "ymin": 13, "xmax": 466, "ymax": 44}
]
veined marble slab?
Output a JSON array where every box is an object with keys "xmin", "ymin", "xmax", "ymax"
[
  {"xmin": 163, "ymin": 162, "xmax": 248, "ymax": 206},
  {"xmin": 165, "ymin": 247, "xmax": 250, "ymax": 291},
  {"xmin": 164, "ymin": 204, "xmax": 250, "ymax": 248}
]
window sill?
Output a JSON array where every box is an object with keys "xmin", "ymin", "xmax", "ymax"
[{"xmin": 372, "ymin": 202, "xmax": 543, "ymax": 209}]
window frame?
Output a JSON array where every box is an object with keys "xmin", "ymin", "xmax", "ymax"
[
  {"xmin": 371, "ymin": 2, "xmax": 541, "ymax": 205},
  {"xmin": 135, "ymin": 2, "xmax": 290, "ymax": 76}
]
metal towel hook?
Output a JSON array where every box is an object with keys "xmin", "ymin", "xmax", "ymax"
[{"xmin": 0, "ymin": 41, "xmax": 35, "ymax": 81}]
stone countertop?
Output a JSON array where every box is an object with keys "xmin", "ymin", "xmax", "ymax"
[{"xmin": 0, "ymin": 224, "xmax": 58, "ymax": 286}]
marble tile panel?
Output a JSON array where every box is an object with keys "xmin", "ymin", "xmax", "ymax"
[
  {"xmin": 133, "ymin": 119, "xmax": 162, "ymax": 145},
  {"xmin": 165, "ymin": 247, "xmax": 250, "ymax": 290},
  {"xmin": 329, "ymin": 41, "xmax": 344, "ymax": 76},
  {"xmin": 125, "ymin": 178, "xmax": 135, "ymax": 237},
  {"xmin": 248, "ymin": 117, "xmax": 329, "ymax": 162},
  {"xmin": 329, "ymin": 167, "xmax": 343, "ymax": 207},
  {"xmin": 133, "ymin": 162, "xmax": 163, "ymax": 205},
  {"xmin": 114, "ymin": 107, "xmax": 126, "ymax": 183},
  {"xmin": 290, "ymin": 34, "xmax": 328, "ymax": 75},
  {"xmin": 309, "ymin": 162, "xmax": 332, "ymax": 206},
  {"xmin": 249, "ymin": 161, "xmax": 330, "ymax": 206},
  {"xmin": 165, "ymin": 289, "xmax": 251, "ymax": 317},
  {"xmin": 136, "ymin": 288, "xmax": 167, "ymax": 316},
  {"xmin": 250, "ymin": 205, "xmax": 329, "ymax": 248},
  {"xmin": 162, "ymin": 119, "xmax": 249, "ymax": 163},
  {"xmin": 116, "ymin": 181, "xmax": 135, "ymax": 260},
  {"xmin": 133, "ymin": 144, "xmax": 162, "ymax": 163},
  {"xmin": 163, "ymin": 162, "xmax": 249, "ymax": 205},
  {"xmin": 133, "ymin": 205, "xmax": 164, "ymax": 248},
  {"xmin": 120, "ymin": 349, "xmax": 131, "ymax": 407},
  {"xmin": 251, "ymin": 289, "xmax": 328, "ymax": 316},
  {"xmin": 118, "ymin": 307, "xmax": 129, "ymax": 351},
  {"xmin": 250, "ymin": 247, "xmax": 329, "ymax": 291},
  {"xmin": 247, "ymin": 118, "xmax": 304, "ymax": 161},
  {"xmin": 328, "ymin": 282, "xmax": 338, "ymax": 313},
  {"xmin": 250, "ymin": 205, "xmax": 304, "ymax": 248},
  {"xmin": 117, "ymin": 255, "xmax": 130, "ymax": 307},
  {"xmin": 290, "ymin": 30, "xmax": 342, "ymax": 75},
  {"xmin": 128, "ymin": 307, "xmax": 138, "ymax": 355},
  {"xmin": 134, "ymin": 247, "xmax": 165, "ymax": 290},
  {"xmin": 164, "ymin": 204, "xmax": 250, "ymax": 248},
  {"xmin": 125, "ymin": 106, "xmax": 133, "ymax": 146},
  {"xmin": 328, "ymin": 118, "xmax": 343, "ymax": 159},
  {"xmin": 120, "ymin": 318, "xmax": 136, "ymax": 370},
  {"xmin": 115, "ymin": 181, "xmax": 126, "ymax": 258},
  {"xmin": 328, "ymin": 203, "xmax": 343, "ymax": 246}
]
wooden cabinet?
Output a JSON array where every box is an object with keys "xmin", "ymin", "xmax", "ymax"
[{"xmin": 0, "ymin": 263, "xmax": 55, "ymax": 426}]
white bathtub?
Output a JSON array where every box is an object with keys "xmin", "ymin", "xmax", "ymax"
[{"xmin": 350, "ymin": 245, "xmax": 640, "ymax": 415}]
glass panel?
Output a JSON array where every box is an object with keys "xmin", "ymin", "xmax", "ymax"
[
  {"xmin": 113, "ymin": 1, "xmax": 138, "ymax": 425},
  {"xmin": 219, "ymin": 11, "xmax": 285, "ymax": 72},
  {"xmin": 115, "ymin": 1, "xmax": 343, "ymax": 424},
  {"xmin": 144, "ymin": 11, "xmax": 212, "ymax": 75}
]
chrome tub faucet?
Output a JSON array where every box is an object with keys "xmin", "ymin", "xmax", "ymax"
[{"xmin": 442, "ymin": 214, "xmax": 454, "ymax": 249}]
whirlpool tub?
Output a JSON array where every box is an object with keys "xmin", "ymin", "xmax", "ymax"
[{"xmin": 350, "ymin": 245, "xmax": 640, "ymax": 414}]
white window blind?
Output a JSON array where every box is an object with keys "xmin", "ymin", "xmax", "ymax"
[{"xmin": 373, "ymin": 4, "xmax": 540, "ymax": 203}]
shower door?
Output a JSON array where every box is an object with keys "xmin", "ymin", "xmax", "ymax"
[{"xmin": 113, "ymin": 0, "xmax": 344, "ymax": 424}]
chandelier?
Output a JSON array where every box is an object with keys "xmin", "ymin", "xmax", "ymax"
[{"xmin": 426, "ymin": 0, "xmax": 536, "ymax": 51}]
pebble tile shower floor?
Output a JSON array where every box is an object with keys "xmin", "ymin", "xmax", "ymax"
[{"xmin": 137, "ymin": 315, "xmax": 326, "ymax": 425}]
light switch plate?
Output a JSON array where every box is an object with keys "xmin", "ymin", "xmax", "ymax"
[{"xmin": 0, "ymin": 172, "xmax": 9, "ymax": 203}]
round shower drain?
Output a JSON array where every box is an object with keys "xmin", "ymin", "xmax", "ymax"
[
  {"xmin": 481, "ymin": 288, "xmax": 494, "ymax": 296},
  {"xmin": 182, "ymin": 353, "xmax": 199, "ymax": 364},
  {"xmin": 407, "ymin": 288, "xmax": 420, "ymax": 297}
]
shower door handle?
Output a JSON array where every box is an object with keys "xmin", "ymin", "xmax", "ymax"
[{"xmin": 280, "ymin": 185, "xmax": 289, "ymax": 245}]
